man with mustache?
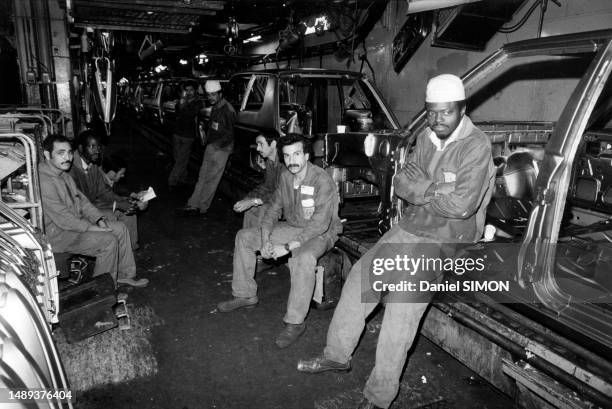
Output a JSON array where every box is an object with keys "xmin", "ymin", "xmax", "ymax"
[
  {"xmin": 39, "ymin": 134, "xmax": 148, "ymax": 287},
  {"xmin": 232, "ymin": 129, "xmax": 282, "ymax": 229},
  {"xmin": 297, "ymin": 74, "xmax": 496, "ymax": 409},
  {"xmin": 218, "ymin": 133, "xmax": 343, "ymax": 348},
  {"xmin": 70, "ymin": 129, "xmax": 146, "ymax": 252}
]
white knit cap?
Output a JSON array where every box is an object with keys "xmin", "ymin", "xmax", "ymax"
[
  {"xmin": 425, "ymin": 74, "xmax": 465, "ymax": 103},
  {"xmin": 205, "ymin": 80, "xmax": 222, "ymax": 93}
]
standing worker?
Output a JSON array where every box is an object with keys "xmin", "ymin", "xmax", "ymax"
[
  {"xmin": 178, "ymin": 80, "xmax": 236, "ymax": 216},
  {"xmin": 168, "ymin": 80, "xmax": 203, "ymax": 191}
]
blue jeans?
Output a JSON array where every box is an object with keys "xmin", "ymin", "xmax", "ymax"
[
  {"xmin": 323, "ymin": 224, "xmax": 443, "ymax": 408},
  {"xmin": 187, "ymin": 143, "xmax": 231, "ymax": 212}
]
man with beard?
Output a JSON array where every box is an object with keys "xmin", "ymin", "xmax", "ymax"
[
  {"xmin": 69, "ymin": 129, "xmax": 146, "ymax": 251},
  {"xmin": 232, "ymin": 129, "xmax": 282, "ymax": 229},
  {"xmin": 297, "ymin": 74, "xmax": 495, "ymax": 409},
  {"xmin": 168, "ymin": 81, "xmax": 203, "ymax": 190},
  {"xmin": 178, "ymin": 80, "xmax": 236, "ymax": 216},
  {"xmin": 218, "ymin": 133, "xmax": 343, "ymax": 348},
  {"xmin": 39, "ymin": 134, "xmax": 148, "ymax": 287}
]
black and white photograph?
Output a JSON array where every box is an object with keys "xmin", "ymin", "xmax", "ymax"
[{"xmin": 0, "ymin": 0, "xmax": 611, "ymax": 408}]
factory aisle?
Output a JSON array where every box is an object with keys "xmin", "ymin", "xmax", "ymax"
[{"xmin": 74, "ymin": 119, "xmax": 513, "ymax": 409}]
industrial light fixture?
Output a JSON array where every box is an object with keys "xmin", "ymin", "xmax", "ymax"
[
  {"xmin": 304, "ymin": 16, "xmax": 330, "ymax": 35},
  {"xmin": 197, "ymin": 53, "xmax": 208, "ymax": 64},
  {"xmin": 364, "ymin": 134, "xmax": 376, "ymax": 157},
  {"xmin": 406, "ymin": 0, "xmax": 482, "ymax": 14},
  {"xmin": 179, "ymin": 59, "xmax": 188, "ymax": 65},
  {"xmin": 243, "ymin": 35, "xmax": 262, "ymax": 44},
  {"xmin": 154, "ymin": 64, "xmax": 167, "ymax": 73}
]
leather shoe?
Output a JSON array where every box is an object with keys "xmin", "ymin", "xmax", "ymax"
[
  {"xmin": 297, "ymin": 356, "xmax": 351, "ymax": 373},
  {"xmin": 217, "ymin": 296, "xmax": 258, "ymax": 312},
  {"xmin": 117, "ymin": 277, "xmax": 149, "ymax": 288},
  {"xmin": 275, "ymin": 323, "xmax": 306, "ymax": 348},
  {"xmin": 356, "ymin": 398, "xmax": 383, "ymax": 409}
]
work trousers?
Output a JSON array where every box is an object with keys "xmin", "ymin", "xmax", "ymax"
[
  {"xmin": 62, "ymin": 220, "xmax": 137, "ymax": 284},
  {"xmin": 232, "ymin": 223, "xmax": 333, "ymax": 324},
  {"xmin": 242, "ymin": 203, "xmax": 270, "ymax": 229},
  {"xmin": 323, "ymin": 224, "xmax": 444, "ymax": 409},
  {"xmin": 168, "ymin": 134, "xmax": 194, "ymax": 187},
  {"xmin": 101, "ymin": 209, "xmax": 139, "ymax": 250},
  {"xmin": 187, "ymin": 143, "xmax": 231, "ymax": 212}
]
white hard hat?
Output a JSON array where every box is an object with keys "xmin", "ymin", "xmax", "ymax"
[
  {"xmin": 205, "ymin": 80, "xmax": 222, "ymax": 93},
  {"xmin": 425, "ymin": 74, "xmax": 465, "ymax": 103}
]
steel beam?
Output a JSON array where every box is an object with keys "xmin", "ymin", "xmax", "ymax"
[
  {"xmin": 73, "ymin": 22, "xmax": 190, "ymax": 34},
  {"xmin": 74, "ymin": 1, "xmax": 218, "ymax": 16}
]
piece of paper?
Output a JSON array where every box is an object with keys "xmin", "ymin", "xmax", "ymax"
[
  {"xmin": 138, "ymin": 187, "xmax": 157, "ymax": 202},
  {"xmin": 313, "ymin": 266, "xmax": 324, "ymax": 304}
]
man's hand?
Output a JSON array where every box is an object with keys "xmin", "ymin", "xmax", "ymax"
[
  {"xmin": 88, "ymin": 223, "xmax": 111, "ymax": 232},
  {"xmin": 233, "ymin": 198, "xmax": 262, "ymax": 213},
  {"xmin": 271, "ymin": 244, "xmax": 289, "ymax": 259},
  {"xmin": 403, "ymin": 163, "xmax": 429, "ymax": 183},
  {"xmin": 260, "ymin": 241, "xmax": 274, "ymax": 259},
  {"xmin": 134, "ymin": 200, "xmax": 148, "ymax": 211}
]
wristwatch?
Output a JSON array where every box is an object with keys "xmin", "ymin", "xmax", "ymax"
[{"xmin": 284, "ymin": 243, "xmax": 291, "ymax": 252}]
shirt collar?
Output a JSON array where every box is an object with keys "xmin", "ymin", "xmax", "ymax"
[
  {"xmin": 427, "ymin": 116, "xmax": 466, "ymax": 152},
  {"xmin": 80, "ymin": 157, "xmax": 91, "ymax": 172}
]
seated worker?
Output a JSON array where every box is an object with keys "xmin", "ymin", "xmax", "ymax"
[
  {"xmin": 39, "ymin": 134, "xmax": 148, "ymax": 287},
  {"xmin": 232, "ymin": 129, "xmax": 282, "ymax": 229},
  {"xmin": 69, "ymin": 129, "xmax": 146, "ymax": 250},
  {"xmin": 218, "ymin": 133, "xmax": 343, "ymax": 348},
  {"xmin": 297, "ymin": 74, "xmax": 496, "ymax": 409}
]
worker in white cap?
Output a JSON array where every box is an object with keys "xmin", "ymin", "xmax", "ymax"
[
  {"xmin": 298, "ymin": 74, "xmax": 496, "ymax": 409},
  {"xmin": 179, "ymin": 79, "xmax": 237, "ymax": 216}
]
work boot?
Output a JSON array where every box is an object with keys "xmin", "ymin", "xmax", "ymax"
[
  {"xmin": 297, "ymin": 356, "xmax": 351, "ymax": 374},
  {"xmin": 275, "ymin": 322, "xmax": 306, "ymax": 348},
  {"xmin": 217, "ymin": 296, "xmax": 258, "ymax": 312}
]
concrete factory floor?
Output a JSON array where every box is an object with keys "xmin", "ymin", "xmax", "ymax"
[{"xmin": 75, "ymin": 120, "xmax": 514, "ymax": 409}]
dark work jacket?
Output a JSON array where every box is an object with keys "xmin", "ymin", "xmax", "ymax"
[
  {"xmin": 207, "ymin": 98, "xmax": 237, "ymax": 149},
  {"xmin": 69, "ymin": 151, "xmax": 130, "ymax": 211},
  {"xmin": 394, "ymin": 116, "xmax": 495, "ymax": 243},
  {"xmin": 243, "ymin": 158, "xmax": 283, "ymax": 204},
  {"xmin": 262, "ymin": 162, "xmax": 343, "ymax": 246},
  {"xmin": 175, "ymin": 98, "xmax": 203, "ymax": 139}
]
